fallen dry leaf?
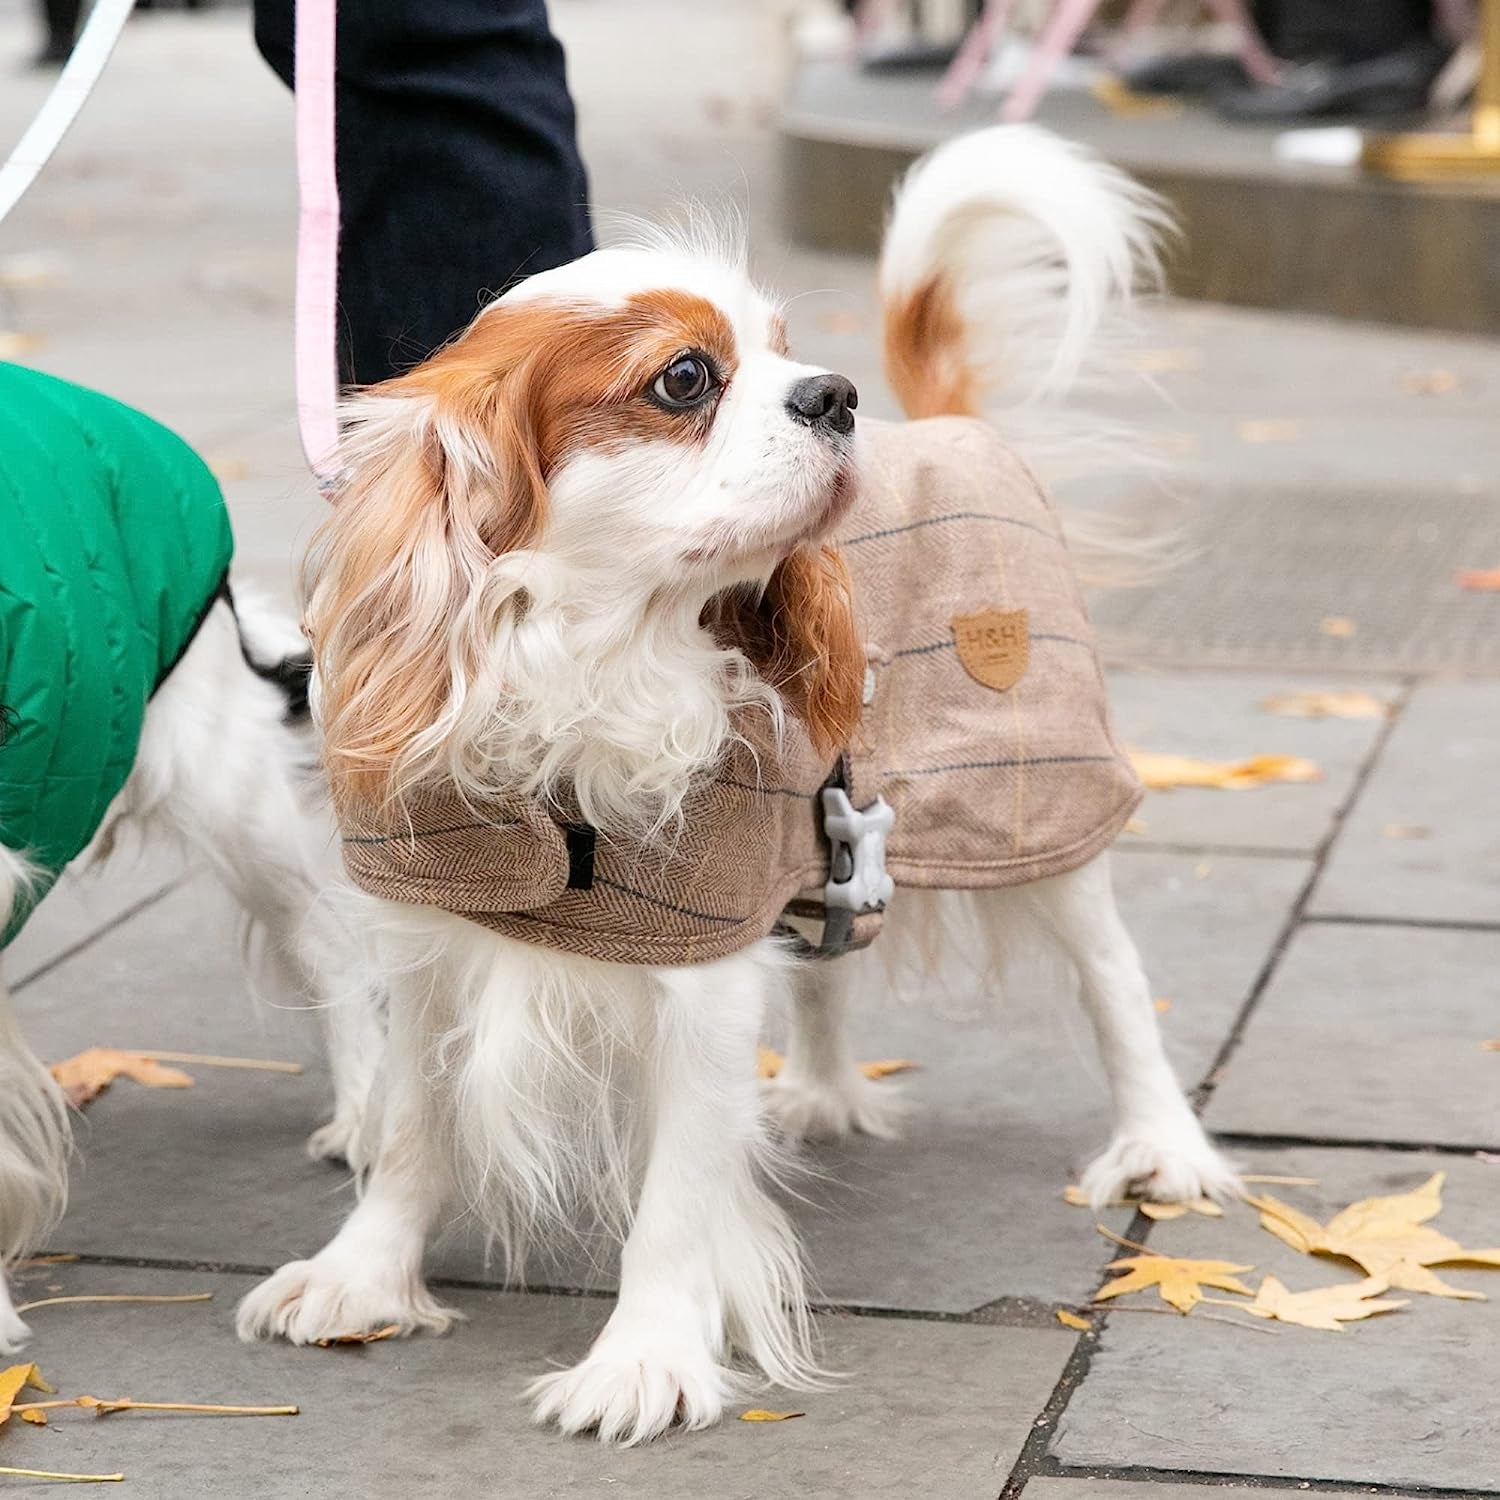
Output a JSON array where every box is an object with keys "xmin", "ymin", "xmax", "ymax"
[
  {"xmin": 1260, "ymin": 690, "xmax": 1388, "ymax": 720},
  {"xmin": 1124, "ymin": 817, "xmax": 1147, "ymax": 835},
  {"xmin": 1094, "ymin": 1254, "xmax": 1255, "ymax": 1314},
  {"xmin": 740, "ymin": 1409, "xmax": 804, "ymax": 1422},
  {"xmin": 1141, "ymin": 1198, "xmax": 1223, "ymax": 1221},
  {"xmin": 49, "ymin": 1047, "xmax": 194, "ymax": 1108},
  {"xmin": 859, "ymin": 1059, "xmax": 918, "ymax": 1080},
  {"xmin": 1455, "ymin": 566, "xmax": 1500, "ymax": 591},
  {"xmin": 0, "ymin": 1467, "xmax": 122, "ymax": 1483},
  {"xmin": 816, "ymin": 309, "xmax": 863, "ymax": 336},
  {"xmin": 1382, "ymin": 824, "xmax": 1432, "ymax": 840},
  {"xmin": 18, "ymin": 1409, "xmax": 47, "ymax": 1427},
  {"xmin": 1055, "ymin": 1308, "xmax": 1092, "ymax": 1331},
  {"xmin": 1091, "ymin": 75, "xmax": 1184, "ymax": 118},
  {"xmin": 1400, "ymin": 368, "xmax": 1461, "ymax": 396},
  {"xmin": 1320, "ymin": 616, "xmax": 1358, "ymax": 639},
  {"xmin": 1128, "ymin": 347, "xmax": 1201, "ymax": 375},
  {"xmin": 1061, "ymin": 1185, "xmax": 1220, "ymax": 1217},
  {"xmin": 207, "ymin": 457, "xmax": 252, "ymax": 484},
  {"xmin": 1130, "ymin": 751, "xmax": 1322, "ymax": 792},
  {"xmin": 314, "ymin": 1325, "xmax": 398, "ymax": 1348},
  {"xmin": 0, "ymin": 1364, "xmax": 55, "ymax": 1428},
  {"xmin": 0, "ymin": 252, "xmax": 70, "ymax": 289},
  {"xmin": 757, "ymin": 1049, "xmax": 916, "ymax": 1082},
  {"xmin": 1237, "ymin": 1274, "xmax": 1408, "ymax": 1332},
  {"xmin": 1251, "ymin": 1173, "xmax": 1500, "ymax": 1299},
  {"xmin": 1153, "ymin": 997, "xmax": 1172, "ymax": 1013},
  {"xmin": 1238, "ymin": 419, "xmax": 1301, "ymax": 444},
  {"xmin": 1482, "ymin": 1040, "xmax": 1500, "ymax": 1052},
  {"xmin": 0, "ymin": 331, "xmax": 44, "ymax": 358}
]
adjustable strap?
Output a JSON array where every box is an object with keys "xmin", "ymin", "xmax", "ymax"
[{"xmin": 777, "ymin": 755, "xmax": 896, "ymax": 960}]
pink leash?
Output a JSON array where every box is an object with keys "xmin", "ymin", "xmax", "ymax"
[{"xmin": 294, "ymin": 0, "xmax": 341, "ymax": 488}]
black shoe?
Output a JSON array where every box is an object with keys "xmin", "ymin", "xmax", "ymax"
[
  {"xmin": 1214, "ymin": 40, "xmax": 1449, "ymax": 123},
  {"xmin": 1123, "ymin": 52, "xmax": 1250, "ymax": 97}
]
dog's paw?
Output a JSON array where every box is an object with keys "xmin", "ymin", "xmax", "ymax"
[
  {"xmin": 235, "ymin": 1253, "xmax": 459, "ymax": 1345},
  {"xmin": 305, "ymin": 1111, "xmax": 372, "ymax": 1175},
  {"xmin": 1081, "ymin": 1120, "xmax": 1241, "ymax": 1208},
  {"xmin": 762, "ymin": 1069, "xmax": 906, "ymax": 1144},
  {"xmin": 529, "ymin": 1326, "xmax": 734, "ymax": 1445},
  {"xmin": 0, "ymin": 1297, "xmax": 32, "ymax": 1357}
]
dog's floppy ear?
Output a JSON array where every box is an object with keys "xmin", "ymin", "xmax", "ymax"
[
  {"xmin": 727, "ymin": 544, "xmax": 865, "ymax": 759},
  {"xmin": 303, "ymin": 340, "xmax": 548, "ymax": 813}
]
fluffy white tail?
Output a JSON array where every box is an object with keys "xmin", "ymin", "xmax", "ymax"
[{"xmin": 879, "ymin": 124, "xmax": 1168, "ymax": 444}]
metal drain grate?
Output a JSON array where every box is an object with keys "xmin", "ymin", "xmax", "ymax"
[{"xmin": 1088, "ymin": 483, "xmax": 1500, "ymax": 675}]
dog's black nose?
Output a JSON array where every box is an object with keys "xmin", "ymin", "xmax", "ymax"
[{"xmin": 786, "ymin": 373, "xmax": 858, "ymax": 436}]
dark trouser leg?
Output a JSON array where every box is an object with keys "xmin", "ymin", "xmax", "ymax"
[
  {"xmin": 253, "ymin": 0, "xmax": 593, "ymax": 386},
  {"xmin": 38, "ymin": 0, "xmax": 81, "ymax": 62},
  {"xmin": 1253, "ymin": 0, "xmax": 1435, "ymax": 63}
]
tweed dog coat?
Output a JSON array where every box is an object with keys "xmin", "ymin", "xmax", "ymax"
[{"xmin": 338, "ymin": 416, "xmax": 1141, "ymax": 963}]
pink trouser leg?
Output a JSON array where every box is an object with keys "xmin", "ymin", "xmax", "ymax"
[
  {"xmin": 937, "ymin": 0, "xmax": 1020, "ymax": 111},
  {"xmin": 1000, "ymin": 0, "xmax": 1107, "ymax": 121}
]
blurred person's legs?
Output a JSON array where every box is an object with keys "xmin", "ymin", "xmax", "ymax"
[
  {"xmin": 33, "ymin": 0, "xmax": 80, "ymax": 67},
  {"xmin": 254, "ymin": 0, "xmax": 593, "ymax": 386},
  {"xmin": 1218, "ymin": 0, "xmax": 1448, "ymax": 118}
]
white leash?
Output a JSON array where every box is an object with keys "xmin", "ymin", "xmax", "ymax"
[{"xmin": 0, "ymin": 0, "xmax": 138, "ymax": 226}]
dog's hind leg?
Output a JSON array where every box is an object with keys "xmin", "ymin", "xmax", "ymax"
[
  {"xmin": 115, "ymin": 591, "xmax": 381, "ymax": 1168},
  {"xmin": 0, "ymin": 954, "xmax": 69, "ymax": 1354},
  {"xmin": 762, "ymin": 956, "xmax": 906, "ymax": 1143},
  {"xmin": 1019, "ymin": 853, "xmax": 1240, "ymax": 1205}
]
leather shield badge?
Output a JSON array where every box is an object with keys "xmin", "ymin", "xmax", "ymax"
[{"xmin": 951, "ymin": 608, "xmax": 1030, "ymax": 692}]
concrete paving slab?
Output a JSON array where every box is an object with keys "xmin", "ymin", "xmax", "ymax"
[
  {"xmin": 1206, "ymin": 924, "xmax": 1500, "ymax": 1149},
  {"xmin": 1052, "ymin": 1147, "xmax": 1500, "ymax": 1493},
  {"xmin": 1310, "ymin": 682, "xmax": 1500, "ymax": 925},
  {"xmin": 1027, "ymin": 1483, "xmax": 1397, "ymax": 1500},
  {"xmin": 1, "ymin": 1262, "xmax": 1071, "ymax": 1499},
  {"xmin": 5, "ymin": 848, "xmax": 187, "ymax": 991},
  {"xmin": 14, "ymin": 847, "xmax": 1296, "ymax": 1314},
  {"xmin": 1106, "ymin": 671, "xmax": 1395, "ymax": 855}
]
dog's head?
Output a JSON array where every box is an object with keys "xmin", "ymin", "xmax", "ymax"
[{"xmin": 305, "ymin": 239, "xmax": 865, "ymax": 825}]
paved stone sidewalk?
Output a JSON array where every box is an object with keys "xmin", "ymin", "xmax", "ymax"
[{"xmin": 3, "ymin": 4, "xmax": 1499, "ymax": 1496}]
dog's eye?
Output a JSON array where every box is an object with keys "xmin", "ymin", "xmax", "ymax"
[{"xmin": 651, "ymin": 354, "xmax": 717, "ymax": 409}]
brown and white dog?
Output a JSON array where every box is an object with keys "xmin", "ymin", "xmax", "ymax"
[{"xmin": 236, "ymin": 125, "xmax": 1239, "ymax": 1442}]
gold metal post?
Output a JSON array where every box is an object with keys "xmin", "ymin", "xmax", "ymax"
[{"xmin": 1362, "ymin": 0, "xmax": 1500, "ymax": 179}]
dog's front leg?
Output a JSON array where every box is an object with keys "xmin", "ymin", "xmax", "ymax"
[
  {"xmin": 236, "ymin": 969, "xmax": 458, "ymax": 1344},
  {"xmin": 530, "ymin": 946, "xmax": 817, "ymax": 1445}
]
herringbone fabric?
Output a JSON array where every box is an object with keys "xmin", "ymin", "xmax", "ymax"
[{"xmin": 336, "ymin": 415, "xmax": 1141, "ymax": 965}]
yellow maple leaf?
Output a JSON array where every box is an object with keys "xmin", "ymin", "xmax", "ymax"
[
  {"xmin": 740, "ymin": 1409, "xmax": 804, "ymax": 1422},
  {"xmin": 0, "ymin": 1364, "xmax": 55, "ymax": 1428},
  {"xmin": 1094, "ymin": 1254, "xmax": 1256, "ymax": 1314},
  {"xmin": 1129, "ymin": 751, "xmax": 1322, "ymax": 792},
  {"xmin": 756, "ymin": 1049, "xmax": 916, "ymax": 1082},
  {"xmin": 1241, "ymin": 1274, "xmax": 1407, "ymax": 1332},
  {"xmin": 49, "ymin": 1047, "xmax": 195, "ymax": 1109},
  {"xmin": 1061, "ymin": 1185, "xmax": 1220, "ymax": 1217},
  {"xmin": 1259, "ymin": 690, "xmax": 1389, "ymax": 720},
  {"xmin": 1055, "ymin": 1309, "xmax": 1092, "ymax": 1331},
  {"xmin": 1250, "ymin": 1173, "xmax": 1500, "ymax": 1299}
]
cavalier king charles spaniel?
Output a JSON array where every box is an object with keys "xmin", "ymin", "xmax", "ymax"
[{"xmin": 236, "ymin": 125, "xmax": 1239, "ymax": 1444}]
